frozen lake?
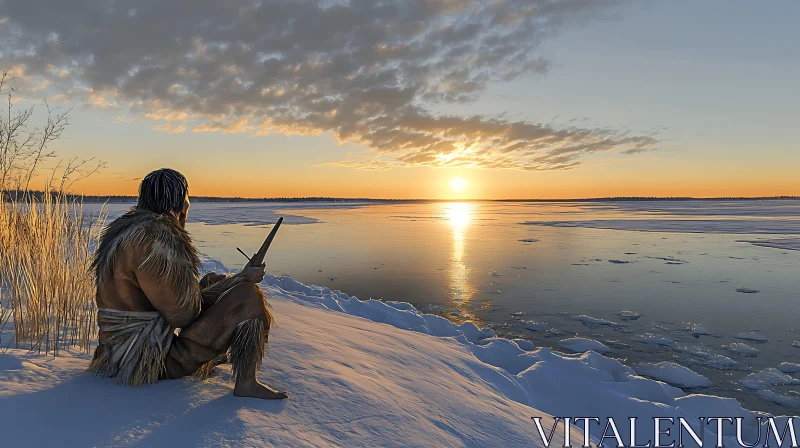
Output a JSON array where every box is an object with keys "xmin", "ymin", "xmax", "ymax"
[{"xmin": 89, "ymin": 200, "xmax": 800, "ymax": 415}]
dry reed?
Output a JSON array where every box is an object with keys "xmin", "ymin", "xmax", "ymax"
[{"xmin": 0, "ymin": 191, "xmax": 105, "ymax": 355}]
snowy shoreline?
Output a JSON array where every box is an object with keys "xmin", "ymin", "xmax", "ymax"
[{"xmin": 0, "ymin": 258, "xmax": 797, "ymax": 446}]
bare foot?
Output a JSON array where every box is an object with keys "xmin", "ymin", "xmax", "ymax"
[{"xmin": 234, "ymin": 380, "xmax": 289, "ymax": 400}]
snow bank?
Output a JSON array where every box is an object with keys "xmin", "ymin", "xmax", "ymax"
[
  {"xmin": 635, "ymin": 362, "xmax": 711, "ymax": 388},
  {"xmin": 1, "ymin": 285, "xmax": 574, "ymax": 447},
  {"xmin": 1, "ymin": 258, "xmax": 796, "ymax": 446},
  {"xmin": 559, "ymin": 338, "xmax": 610, "ymax": 354}
]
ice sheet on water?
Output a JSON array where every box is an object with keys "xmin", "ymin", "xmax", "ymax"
[
  {"xmin": 734, "ymin": 331, "xmax": 769, "ymax": 342},
  {"xmin": 677, "ymin": 345, "xmax": 714, "ymax": 358},
  {"xmin": 559, "ymin": 337, "xmax": 610, "ymax": 354},
  {"xmin": 756, "ymin": 390, "xmax": 800, "ymax": 408},
  {"xmin": 676, "ymin": 346, "xmax": 741, "ymax": 369},
  {"xmin": 740, "ymin": 368, "xmax": 800, "ymax": 389},
  {"xmin": 634, "ymin": 333, "xmax": 675, "ymax": 347},
  {"xmin": 523, "ymin": 320, "xmax": 546, "ymax": 331},
  {"xmin": 778, "ymin": 362, "xmax": 800, "ymax": 374},
  {"xmin": 744, "ymin": 238, "xmax": 800, "ymax": 251},
  {"xmin": 635, "ymin": 362, "xmax": 711, "ymax": 388},
  {"xmin": 690, "ymin": 324, "xmax": 711, "ymax": 335},
  {"xmin": 574, "ymin": 314, "xmax": 622, "ymax": 327},
  {"xmin": 97, "ymin": 202, "xmax": 332, "ymax": 226},
  {"xmin": 703, "ymin": 355, "xmax": 740, "ymax": 369},
  {"xmin": 523, "ymin": 217, "xmax": 800, "ymax": 235},
  {"xmin": 725, "ymin": 342, "xmax": 760, "ymax": 356},
  {"xmin": 618, "ymin": 310, "xmax": 642, "ymax": 320},
  {"xmin": 736, "ymin": 287, "xmax": 760, "ymax": 294},
  {"xmin": 646, "ymin": 256, "xmax": 690, "ymax": 265}
]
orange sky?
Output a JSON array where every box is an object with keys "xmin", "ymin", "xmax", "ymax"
[{"xmin": 65, "ymin": 149, "xmax": 799, "ymax": 200}]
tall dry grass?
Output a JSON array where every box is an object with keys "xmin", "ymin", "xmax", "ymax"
[
  {"xmin": 0, "ymin": 191, "xmax": 105, "ymax": 354},
  {"xmin": 1, "ymin": 67, "xmax": 106, "ymax": 355}
]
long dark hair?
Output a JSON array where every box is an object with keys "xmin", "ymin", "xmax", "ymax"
[{"xmin": 136, "ymin": 168, "xmax": 188, "ymax": 214}]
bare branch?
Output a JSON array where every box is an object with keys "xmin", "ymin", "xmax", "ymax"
[{"xmin": 0, "ymin": 68, "xmax": 103, "ymax": 193}]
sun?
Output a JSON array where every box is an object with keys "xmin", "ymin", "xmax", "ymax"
[{"xmin": 450, "ymin": 177, "xmax": 468, "ymax": 193}]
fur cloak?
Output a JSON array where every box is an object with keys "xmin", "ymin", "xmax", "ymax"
[{"xmin": 88, "ymin": 207, "xmax": 244, "ymax": 386}]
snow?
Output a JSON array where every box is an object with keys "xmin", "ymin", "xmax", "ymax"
[
  {"xmin": 512, "ymin": 339, "xmax": 536, "ymax": 351},
  {"xmin": 735, "ymin": 331, "xmax": 769, "ymax": 342},
  {"xmin": 778, "ymin": 363, "xmax": 800, "ymax": 374},
  {"xmin": 0, "ymin": 257, "xmax": 797, "ymax": 446},
  {"xmin": 725, "ymin": 342, "xmax": 760, "ymax": 356},
  {"xmin": 634, "ymin": 333, "xmax": 675, "ymax": 347},
  {"xmin": 634, "ymin": 362, "xmax": 711, "ymax": 388},
  {"xmin": 559, "ymin": 338, "xmax": 610, "ymax": 354},
  {"xmin": 2, "ymin": 287, "xmax": 574, "ymax": 447}
]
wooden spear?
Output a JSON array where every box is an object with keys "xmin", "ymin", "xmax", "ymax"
[{"xmin": 237, "ymin": 217, "xmax": 283, "ymax": 266}]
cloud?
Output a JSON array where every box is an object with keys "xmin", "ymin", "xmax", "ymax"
[
  {"xmin": 0, "ymin": 0, "xmax": 656, "ymax": 171},
  {"xmin": 153, "ymin": 122, "xmax": 187, "ymax": 134}
]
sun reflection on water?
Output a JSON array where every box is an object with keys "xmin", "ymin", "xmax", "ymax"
[{"xmin": 444, "ymin": 202, "xmax": 475, "ymax": 319}]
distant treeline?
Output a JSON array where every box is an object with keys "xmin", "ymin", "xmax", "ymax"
[{"xmin": 3, "ymin": 190, "xmax": 798, "ymax": 203}]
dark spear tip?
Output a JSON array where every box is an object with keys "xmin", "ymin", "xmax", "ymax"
[{"xmin": 250, "ymin": 217, "xmax": 283, "ymax": 267}]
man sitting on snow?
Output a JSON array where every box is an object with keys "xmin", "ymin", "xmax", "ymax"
[{"xmin": 88, "ymin": 168, "xmax": 288, "ymax": 399}]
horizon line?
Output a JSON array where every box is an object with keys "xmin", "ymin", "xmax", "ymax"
[{"xmin": 6, "ymin": 191, "xmax": 799, "ymax": 202}]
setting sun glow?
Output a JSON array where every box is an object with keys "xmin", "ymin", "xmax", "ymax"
[{"xmin": 450, "ymin": 177, "xmax": 468, "ymax": 193}]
